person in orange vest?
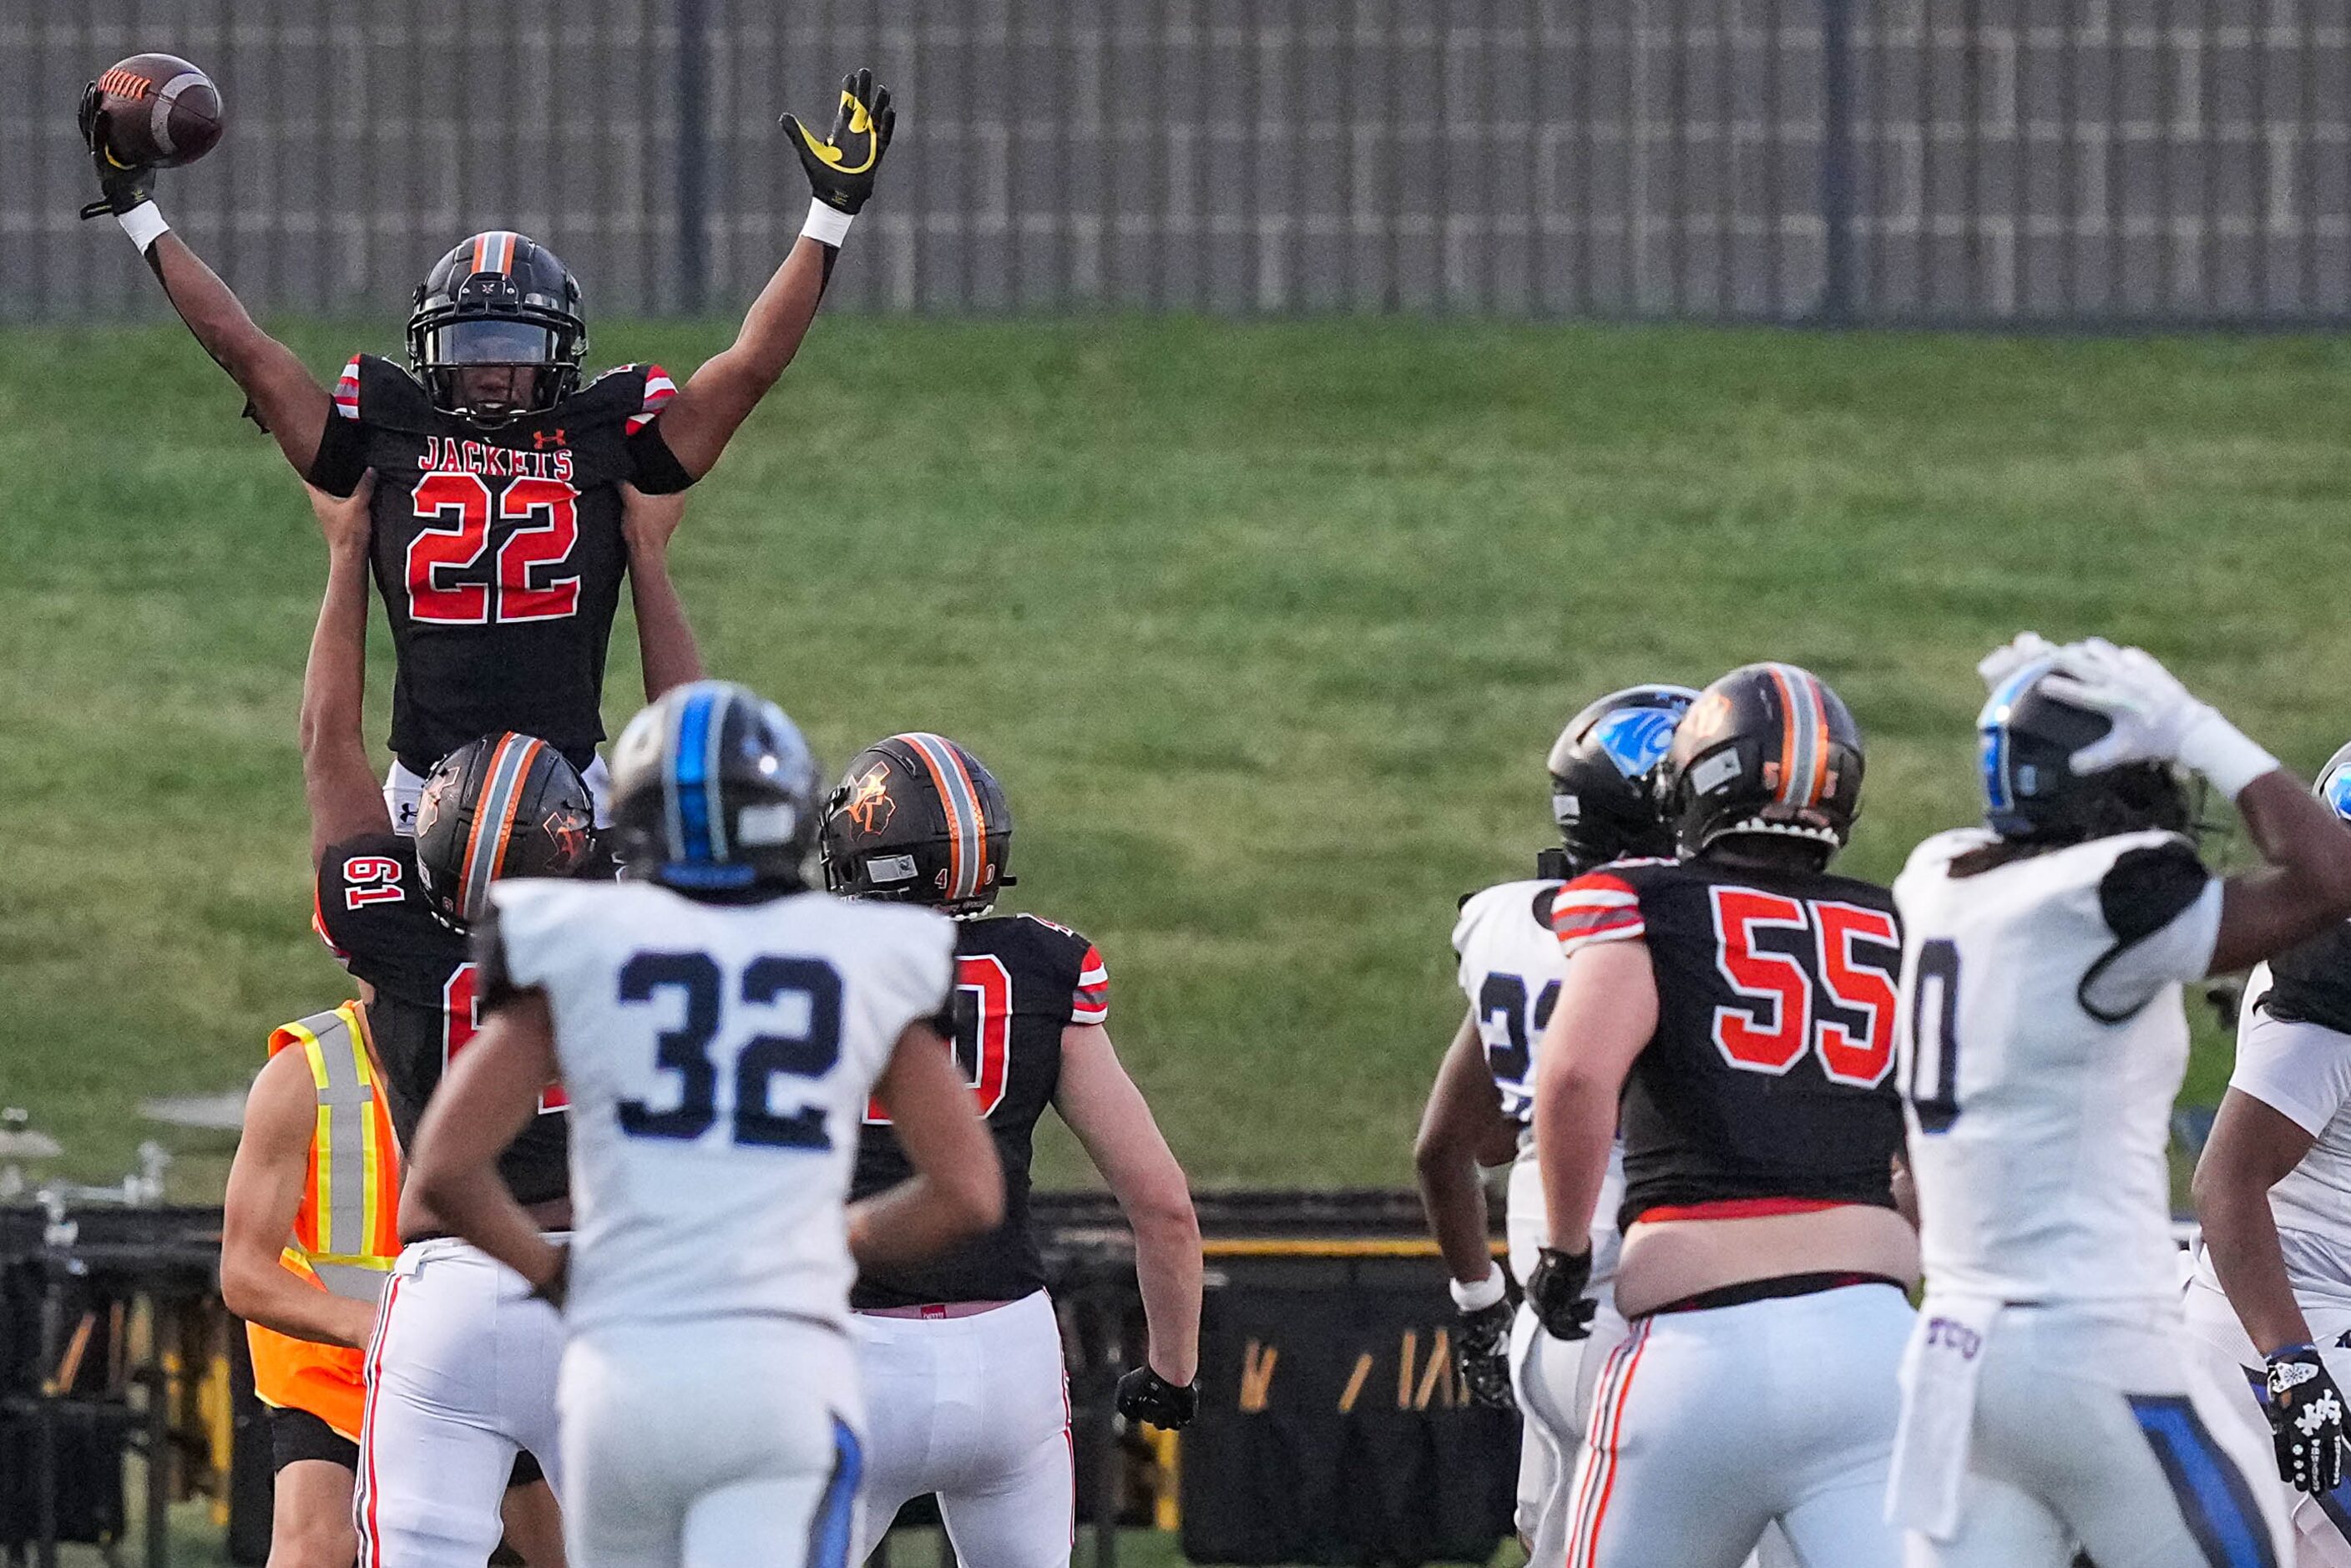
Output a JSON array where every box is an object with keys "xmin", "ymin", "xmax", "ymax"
[{"xmin": 220, "ymin": 998, "xmax": 569, "ymax": 1568}]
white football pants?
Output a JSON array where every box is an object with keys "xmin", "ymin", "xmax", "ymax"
[
  {"xmin": 384, "ymin": 754, "xmax": 612, "ymax": 836},
  {"xmin": 560, "ymin": 1315, "xmax": 863, "ymax": 1568},
  {"xmin": 848, "ymin": 1291, "xmax": 1073, "ymax": 1568},
  {"xmin": 1559, "ymin": 1282, "xmax": 1912, "ymax": 1568},
  {"xmin": 1907, "ymin": 1301, "xmax": 2292, "ymax": 1568},
  {"xmin": 356, "ymin": 1239, "xmax": 566, "ymax": 1568},
  {"xmin": 2182, "ymin": 1271, "xmax": 2351, "ymax": 1568}
]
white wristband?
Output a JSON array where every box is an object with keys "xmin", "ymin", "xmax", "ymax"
[
  {"xmin": 801, "ymin": 199, "xmax": 853, "ymax": 248},
  {"xmin": 1449, "ymin": 1268, "xmax": 1508, "ymax": 1313},
  {"xmin": 2178, "ymin": 706, "xmax": 2281, "ymax": 802},
  {"xmin": 117, "ymin": 201, "xmax": 169, "ymax": 254}
]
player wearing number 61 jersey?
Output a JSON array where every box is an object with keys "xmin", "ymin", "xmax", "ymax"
[
  {"xmin": 817, "ymin": 732, "xmax": 1203, "ymax": 1568},
  {"xmin": 1531, "ymin": 662, "xmax": 1915, "ymax": 1568},
  {"xmin": 410, "ymin": 683, "xmax": 1003, "ymax": 1568},
  {"xmin": 1887, "ymin": 635, "xmax": 2351, "ymax": 1568}
]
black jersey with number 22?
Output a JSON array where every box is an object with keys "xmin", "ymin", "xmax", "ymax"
[
  {"xmin": 306, "ymin": 355, "xmax": 693, "ymax": 776},
  {"xmin": 313, "ymin": 832, "xmax": 570, "ymax": 1209},
  {"xmin": 1550, "ymin": 857, "xmax": 1905, "ymax": 1232},
  {"xmin": 850, "ymin": 913, "xmax": 1110, "ymax": 1308}
]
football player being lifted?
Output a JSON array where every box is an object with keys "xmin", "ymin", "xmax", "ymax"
[
  {"xmin": 1530, "ymin": 664, "xmax": 1916, "ymax": 1568},
  {"xmin": 294, "ymin": 475, "xmax": 683, "ymax": 1565},
  {"xmin": 1414, "ymin": 683, "xmax": 1693, "ymax": 1566},
  {"xmin": 2187, "ymin": 743, "xmax": 2351, "ymax": 1566},
  {"xmin": 407, "ymin": 685, "xmax": 1004, "ymax": 1568},
  {"xmin": 1888, "ymin": 636, "xmax": 2351, "ymax": 1567},
  {"xmin": 817, "ymin": 734, "xmax": 1204, "ymax": 1568},
  {"xmin": 78, "ymin": 67, "xmax": 892, "ymax": 828}
]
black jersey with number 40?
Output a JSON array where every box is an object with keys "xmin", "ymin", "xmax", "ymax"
[
  {"xmin": 306, "ymin": 355, "xmax": 694, "ymax": 777},
  {"xmin": 313, "ymin": 832, "xmax": 570, "ymax": 1209},
  {"xmin": 1550, "ymin": 857, "xmax": 1905, "ymax": 1233},
  {"xmin": 850, "ymin": 912, "xmax": 1110, "ymax": 1308}
]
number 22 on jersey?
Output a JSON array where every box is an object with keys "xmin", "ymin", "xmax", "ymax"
[
  {"xmin": 407, "ymin": 473, "xmax": 582, "ymax": 625},
  {"xmin": 1707, "ymin": 888, "xmax": 1900, "ymax": 1085}
]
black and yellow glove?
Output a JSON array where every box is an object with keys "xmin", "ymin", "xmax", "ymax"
[
  {"xmin": 76, "ymin": 83, "xmax": 155, "ymax": 220},
  {"xmin": 781, "ymin": 68, "xmax": 896, "ymax": 217}
]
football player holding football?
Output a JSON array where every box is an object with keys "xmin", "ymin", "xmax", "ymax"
[
  {"xmin": 1888, "ymin": 635, "xmax": 2351, "ymax": 1567},
  {"xmin": 1414, "ymin": 682, "xmax": 1693, "ymax": 1565},
  {"xmin": 817, "ymin": 733, "xmax": 1203, "ymax": 1568},
  {"xmin": 1531, "ymin": 663, "xmax": 1914, "ymax": 1568},
  {"xmin": 80, "ymin": 68, "xmax": 891, "ymax": 823}
]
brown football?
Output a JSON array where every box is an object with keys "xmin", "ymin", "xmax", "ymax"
[{"xmin": 92, "ymin": 53, "xmax": 224, "ymax": 169}]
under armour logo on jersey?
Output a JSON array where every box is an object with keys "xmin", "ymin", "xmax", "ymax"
[
  {"xmin": 2299, "ymin": 1392, "xmax": 2344, "ymax": 1436},
  {"xmin": 532, "ymin": 427, "xmax": 566, "ymax": 448}
]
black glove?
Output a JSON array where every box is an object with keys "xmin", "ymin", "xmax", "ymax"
[
  {"xmin": 77, "ymin": 83, "xmax": 155, "ymax": 220},
  {"xmin": 781, "ymin": 68, "xmax": 896, "ymax": 216},
  {"xmin": 1526, "ymin": 1247, "xmax": 1596, "ymax": 1342},
  {"xmin": 1455, "ymin": 1295, "xmax": 1518, "ymax": 1410},
  {"xmin": 1115, "ymin": 1365, "xmax": 1199, "ymax": 1430},
  {"xmin": 2266, "ymin": 1344, "xmax": 2351, "ymax": 1495}
]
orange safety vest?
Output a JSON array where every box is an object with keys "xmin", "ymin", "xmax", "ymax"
[{"xmin": 245, "ymin": 1001, "xmax": 403, "ymax": 1441}]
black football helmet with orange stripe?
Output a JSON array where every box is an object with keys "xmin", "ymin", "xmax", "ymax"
[
  {"xmin": 407, "ymin": 230, "xmax": 587, "ymax": 425},
  {"xmin": 1658, "ymin": 663, "xmax": 1866, "ymax": 864},
  {"xmin": 413, "ymin": 731, "xmax": 595, "ymax": 927},
  {"xmin": 1545, "ymin": 683, "xmax": 1701, "ymax": 874},
  {"xmin": 818, "ymin": 733, "xmax": 1015, "ymax": 918}
]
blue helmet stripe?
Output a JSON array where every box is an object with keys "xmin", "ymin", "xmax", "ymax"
[
  {"xmin": 673, "ymin": 688, "xmax": 717, "ymax": 863},
  {"xmin": 1976, "ymin": 658, "xmax": 2054, "ymax": 818}
]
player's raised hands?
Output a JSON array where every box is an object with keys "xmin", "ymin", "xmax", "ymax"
[
  {"xmin": 75, "ymin": 83, "xmax": 154, "ymax": 220},
  {"xmin": 1975, "ymin": 630, "xmax": 2058, "ymax": 690},
  {"xmin": 782, "ymin": 68, "xmax": 896, "ymax": 215}
]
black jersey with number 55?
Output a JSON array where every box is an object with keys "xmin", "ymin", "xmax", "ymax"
[
  {"xmin": 850, "ymin": 912, "xmax": 1110, "ymax": 1308},
  {"xmin": 1551, "ymin": 857, "xmax": 1904, "ymax": 1232},
  {"xmin": 306, "ymin": 354, "xmax": 694, "ymax": 777},
  {"xmin": 313, "ymin": 832, "xmax": 571, "ymax": 1209}
]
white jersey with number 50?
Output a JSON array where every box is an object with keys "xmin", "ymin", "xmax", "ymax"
[
  {"xmin": 1893, "ymin": 827, "xmax": 2220, "ymax": 1305},
  {"xmin": 488, "ymin": 879, "xmax": 956, "ymax": 1336}
]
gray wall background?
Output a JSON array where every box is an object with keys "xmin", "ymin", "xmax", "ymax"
[{"xmin": 3, "ymin": 1, "xmax": 2346, "ymax": 324}]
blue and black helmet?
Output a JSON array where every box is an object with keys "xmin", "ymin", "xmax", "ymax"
[
  {"xmin": 2315, "ymin": 741, "xmax": 2351, "ymax": 824},
  {"xmin": 1545, "ymin": 683, "xmax": 1701, "ymax": 873},
  {"xmin": 607, "ymin": 680, "xmax": 825, "ymax": 893},
  {"xmin": 1978, "ymin": 657, "xmax": 2189, "ymax": 844}
]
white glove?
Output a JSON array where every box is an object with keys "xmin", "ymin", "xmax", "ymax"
[
  {"xmin": 1977, "ymin": 631, "xmax": 2059, "ymax": 692},
  {"xmin": 2039, "ymin": 638, "xmax": 2278, "ymax": 799}
]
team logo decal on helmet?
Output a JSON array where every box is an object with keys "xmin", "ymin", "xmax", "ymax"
[
  {"xmin": 843, "ymin": 763, "xmax": 897, "ymax": 836},
  {"xmin": 413, "ymin": 732, "xmax": 596, "ymax": 927}
]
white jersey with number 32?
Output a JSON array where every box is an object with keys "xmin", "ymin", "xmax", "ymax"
[
  {"xmin": 489, "ymin": 879, "xmax": 956, "ymax": 1336},
  {"xmin": 1893, "ymin": 827, "xmax": 2219, "ymax": 1306}
]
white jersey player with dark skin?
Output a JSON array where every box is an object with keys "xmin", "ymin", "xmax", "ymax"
[
  {"xmin": 1888, "ymin": 635, "xmax": 2351, "ymax": 1568},
  {"xmin": 1415, "ymin": 684, "xmax": 1693, "ymax": 1565},
  {"xmin": 407, "ymin": 682, "xmax": 1004, "ymax": 1568},
  {"xmin": 2187, "ymin": 743, "xmax": 2351, "ymax": 1567}
]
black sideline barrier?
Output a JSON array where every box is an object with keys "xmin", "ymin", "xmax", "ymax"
[{"xmin": 2, "ymin": 1193, "xmax": 1511, "ymax": 1566}]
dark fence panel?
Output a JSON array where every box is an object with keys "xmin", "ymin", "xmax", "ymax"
[{"xmin": 3, "ymin": 1, "xmax": 2346, "ymax": 324}]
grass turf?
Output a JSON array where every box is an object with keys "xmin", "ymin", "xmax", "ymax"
[{"xmin": 4, "ymin": 317, "xmax": 2348, "ymax": 1196}]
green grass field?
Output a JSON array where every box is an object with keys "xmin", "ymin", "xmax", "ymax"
[{"xmin": 5, "ymin": 317, "xmax": 2350, "ymax": 1196}]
